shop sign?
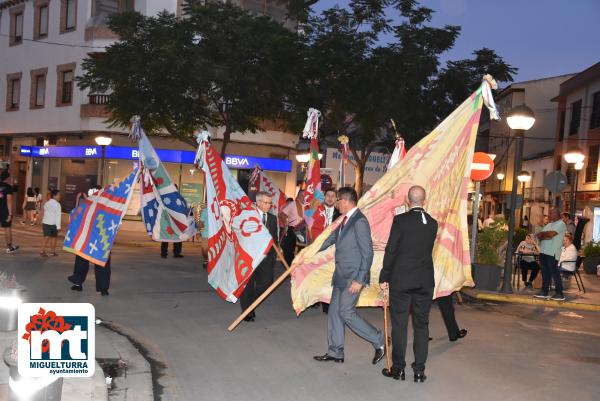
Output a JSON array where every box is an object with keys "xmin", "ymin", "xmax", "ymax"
[
  {"xmin": 20, "ymin": 146, "xmax": 101, "ymax": 158},
  {"xmin": 20, "ymin": 145, "xmax": 292, "ymax": 173}
]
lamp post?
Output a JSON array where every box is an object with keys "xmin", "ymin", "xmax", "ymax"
[
  {"xmin": 95, "ymin": 135, "xmax": 112, "ymax": 186},
  {"xmin": 563, "ymin": 147, "xmax": 585, "ymax": 218},
  {"xmin": 501, "ymin": 105, "xmax": 535, "ymax": 293},
  {"xmin": 517, "ymin": 170, "xmax": 531, "ymax": 227}
]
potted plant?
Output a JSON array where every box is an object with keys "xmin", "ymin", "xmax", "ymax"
[
  {"xmin": 472, "ymin": 217, "xmax": 508, "ymax": 291},
  {"xmin": 0, "ymin": 271, "xmax": 24, "ymax": 331},
  {"xmin": 582, "ymin": 241, "xmax": 600, "ymax": 274}
]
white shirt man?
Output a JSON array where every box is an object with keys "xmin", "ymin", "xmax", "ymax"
[{"xmin": 43, "ymin": 198, "xmax": 62, "ymax": 229}]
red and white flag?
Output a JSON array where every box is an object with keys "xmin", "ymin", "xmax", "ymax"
[
  {"xmin": 194, "ymin": 131, "xmax": 273, "ymax": 302},
  {"xmin": 249, "ymin": 166, "xmax": 286, "ymax": 216}
]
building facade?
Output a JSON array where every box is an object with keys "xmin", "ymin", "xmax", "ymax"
[
  {"xmin": 552, "ymin": 61, "xmax": 600, "ymax": 242},
  {"xmin": 478, "ymin": 74, "xmax": 574, "ymax": 224},
  {"xmin": 0, "ymin": 0, "xmax": 300, "ymax": 215}
]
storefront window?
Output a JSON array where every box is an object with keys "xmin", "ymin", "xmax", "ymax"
[{"xmin": 60, "ymin": 159, "xmax": 98, "ymax": 211}]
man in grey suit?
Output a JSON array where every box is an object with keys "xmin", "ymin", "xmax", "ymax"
[{"xmin": 314, "ymin": 187, "xmax": 385, "ymax": 364}]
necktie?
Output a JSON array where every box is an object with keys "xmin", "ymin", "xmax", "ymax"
[
  {"xmin": 340, "ymin": 215, "xmax": 347, "ymax": 231},
  {"xmin": 262, "ymin": 212, "xmax": 267, "ymax": 225}
]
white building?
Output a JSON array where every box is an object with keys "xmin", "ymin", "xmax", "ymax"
[
  {"xmin": 478, "ymin": 74, "xmax": 574, "ymax": 224},
  {"xmin": 0, "ymin": 0, "xmax": 299, "ymax": 214}
]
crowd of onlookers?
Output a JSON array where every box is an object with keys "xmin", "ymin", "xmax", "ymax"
[
  {"xmin": 0, "ymin": 169, "xmax": 63, "ymax": 256},
  {"xmin": 472, "ymin": 207, "xmax": 584, "ymax": 298}
]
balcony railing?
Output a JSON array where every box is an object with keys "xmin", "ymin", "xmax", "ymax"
[{"xmin": 88, "ymin": 94, "xmax": 110, "ymax": 105}]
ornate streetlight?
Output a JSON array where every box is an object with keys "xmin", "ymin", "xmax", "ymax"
[
  {"xmin": 501, "ymin": 105, "xmax": 535, "ymax": 293},
  {"xmin": 95, "ymin": 135, "xmax": 112, "ymax": 186},
  {"xmin": 563, "ymin": 147, "xmax": 585, "ymax": 218}
]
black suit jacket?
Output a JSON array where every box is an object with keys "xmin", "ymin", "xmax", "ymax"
[
  {"xmin": 379, "ymin": 207, "xmax": 438, "ymax": 292},
  {"xmin": 262, "ymin": 212, "xmax": 279, "ymax": 258}
]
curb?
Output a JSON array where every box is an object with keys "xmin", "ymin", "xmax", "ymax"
[{"xmin": 461, "ymin": 288, "xmax": 600, "ymax": 312}]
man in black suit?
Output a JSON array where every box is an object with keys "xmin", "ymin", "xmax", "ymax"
[
  {"xmin": 240, "ymin": 191, "xmax": 279, "ymax": 322},
  {"xmin": 380, "ymin": 185, "xmax": 438, "ymax": 383}
]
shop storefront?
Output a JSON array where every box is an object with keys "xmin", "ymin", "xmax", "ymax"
[{"xmin": 18, "ymin": 145, "xmax": 292, "ymax": 216}]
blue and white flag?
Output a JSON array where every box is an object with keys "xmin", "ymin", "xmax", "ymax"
[{"xmin": 63, "ymin": 168, "xmax": 139, "ymax": 266}]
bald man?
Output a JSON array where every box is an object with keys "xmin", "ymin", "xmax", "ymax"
[{"xmin": 380, "ymin": 186, "xmax": 438, "ymax": 383}]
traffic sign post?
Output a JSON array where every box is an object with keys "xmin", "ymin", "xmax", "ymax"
[{"xmin": 470, "ymin": 153, "xmax": 495, "ymax": 261}]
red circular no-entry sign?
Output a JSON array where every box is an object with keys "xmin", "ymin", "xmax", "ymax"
[{"xmin": 470, "ymin": 152, "xmax": 494, "ymax": 181}]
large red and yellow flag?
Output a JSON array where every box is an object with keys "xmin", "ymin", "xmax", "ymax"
[{"xmin": 291, "ymin": 79, "xmax": 499, "ymax": 313}]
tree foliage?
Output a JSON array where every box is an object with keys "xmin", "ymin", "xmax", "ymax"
[
  {"xmin": 79, "ymin": 1, "xmax": 302, "ymax": 154},
  {"xmin": 292, "ymin": 0, "xmax": 517, "ymax": 194}
]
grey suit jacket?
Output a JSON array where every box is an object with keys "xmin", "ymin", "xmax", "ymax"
[{"xmin": 319, "ymin": 209, "xmax": 374, "ymax": 289}]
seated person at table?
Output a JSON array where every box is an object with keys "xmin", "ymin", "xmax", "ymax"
[
  {"xmin": 517, "ymin": 234, "xmax": 540, "ymax": 289},
  {"xmin": 558, "ymin": 233, "xmax": 578, "ymax": 273}
]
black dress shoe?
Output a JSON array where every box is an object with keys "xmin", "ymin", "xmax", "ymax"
[
  {"xmin": 450, "ymin": 329, "xmax": 468, "ymax": 342},
  {"xmin": 314, "ymin": 354, "xmax": 344, "ymax": 363},
  {"xmin": 414, "ymin": 372, "xmax": 427, "ymax": 383},
  {"xmin": 101, "ymin": 290, "xmax": 109, "ymax": 296},
  {"xmin": 372, "ymin": 347, "xmax": 385, "ymax": 365},
  {"xmin": 243, "ymin": 316, "xmax": 254, "ymax": 322},
  {"xmin": 71, "ymin": 285, "xmax": 82, "ymax": 291},
  {"xmin": 161, "ymin": 255, "xmax": 167, "ymax": 259},
  {"xmin": 174, "ymin": 254, "xmax": 184, "ymax": 258},
  {"xmin": 382, "ymin": 368, "xmax": 405, "ymax": 380}
]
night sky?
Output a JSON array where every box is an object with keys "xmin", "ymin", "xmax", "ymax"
[{"xmin": 312, "ymin": 0, "xmax": 600, "ymax": 83}]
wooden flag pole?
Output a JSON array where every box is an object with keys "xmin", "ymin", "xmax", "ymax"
[
  {"xmin": 383, "ymin": 288, "xmax": 392, "ymax": 373},
  {"xmin": 228, "ymin": 243, "xmax": 295, "ymax": 331}
]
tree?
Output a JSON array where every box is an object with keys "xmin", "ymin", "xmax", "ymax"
[
  {"xmin": 294, "ymin": 0, "xmax": 517, "ymax": 195},
  {"xmin": 79, "ymin": 2, "xmax": 303, "ymax": 155}
]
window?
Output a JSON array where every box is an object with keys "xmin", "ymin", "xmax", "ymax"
[
  {"xmin": 585, "ymin": 145, "xmax": 599, "ymax": 183},
  {"xmin": 591, "ymin": 91, "xmax": 600, "ymax": 130},
  {"xmin": 56, "ymin": 63, "xmax": 76, "ymax": 106},
  {"xmin": 10, "ymin": 7, "xmax": 25, "ymax": 46},
  {"xmin": 30, "ymin": 68, "xmax": 48, "ymax": 109},
  {"xmin": 92, "ymin": 0, "xmax": 134, "ymax": 17},
  {"xmin": 35, "ymin": 76, "xmax": 46, "ymax": 106},
  {"xmin": 62, "ymin": 71, "xmax": 73, "ymax": 104},
  {"xmin": 61, "ymin": 0, "xmax": 77, "ymax": 33},
  {"xmin": 34, "ymin": 3, "xmax": 50, "ymax": 39},
  {"xmin": 569, "ymin": 99, "xmax": 582, "ymax": 135},
  {"xmin": 5, "ymin": 72, "xmax": 22, "ymax": 111}
]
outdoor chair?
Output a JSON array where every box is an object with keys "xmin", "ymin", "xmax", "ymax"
[{"xmin": 559, "ymin": 257, "xmax": 586, "ymax": 293}]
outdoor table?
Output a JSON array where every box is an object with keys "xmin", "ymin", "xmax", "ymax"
[{"xmin": 512, "ymin": 252, "xmax": 541, "ymax": 290}]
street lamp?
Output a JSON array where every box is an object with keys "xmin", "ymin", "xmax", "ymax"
[
  {"xmin": 563, "ymin": 147, "xmax": 585, "ymax": 218},
  {"xmin": 517, "ymin": 170, "xmax": 531, "ymax": 227},
  {"xmin": 501, "ymin": 104, "xmax": 535, "ymax": 293},
  {"xmin": 295, "ymin": 152, "xmax": 322, "ymax": 171},
  {"xmin": 95, "ymin": 135, "xmax": 112, "ymax": 186}
]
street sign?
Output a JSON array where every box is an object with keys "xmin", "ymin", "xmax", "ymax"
[
  {"xmin": 544, "ymin": 171, "xmax": 568, "ymax": 193},
  {"xmin": 470, "ymin": 152, "xmax": 495, "ymax": 181}
]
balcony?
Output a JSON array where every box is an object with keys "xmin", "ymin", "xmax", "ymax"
[
  {"xmin": 523, "ymin": 187, "xmax": 548, "ymax": 203},
  {"xmin": 80, "ymin": 94, "xmax": 111, "ymax": 118}
]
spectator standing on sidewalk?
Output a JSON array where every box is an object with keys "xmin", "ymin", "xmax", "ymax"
[
  {"xmin": 21, "ymin": 187, "xmax": 36, "ymax": 225},
  {"xmin": 0, "ymin": 170, "xmax": 19, "ymax": 253},
  {"xmin": 535, "ymin": 208, "xmax": 567, "ymax": 301},
  {"xmin": 40, "ymin": 190, "xmax": 62, "ymax": 257},
  {"xmin": 33, "ymin": 187, "xmax": 42, "ymax": 224}
]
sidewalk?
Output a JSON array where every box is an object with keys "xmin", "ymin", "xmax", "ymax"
[
  {"xmin": 0, "ymin": 330, "xmax": 107, "ymax": 401},
  {"xmin": 462, "ymin": 272, "xmax": 600, "ymax": 312},
  {"xmin": 9, "ymin": 215, "xmax": 206, "ymax": 250}
]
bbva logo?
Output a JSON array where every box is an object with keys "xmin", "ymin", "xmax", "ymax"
[
  {"xmin": 225, "ymin": 156, "xmax": 250, "ymax": 167},
  {"xmin": 85, "ymin": 147, "xmax": 98, "ymax": 156},
  {"xmin": 18, "ymin": 303, "xmax": 95, "ymax": 378}
]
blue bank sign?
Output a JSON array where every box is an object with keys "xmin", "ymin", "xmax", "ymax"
[{"xmin": 20, "ymin": 145, "xmax": 291, "ymax": 173}]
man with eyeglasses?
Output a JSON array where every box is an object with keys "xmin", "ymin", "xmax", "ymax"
[{"xmin": 240, "ymin": 191, "xmax": 279, "ymax": 322}]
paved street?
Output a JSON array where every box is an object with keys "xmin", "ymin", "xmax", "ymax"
[{"xmin": 1, "ymin": 232, "xmax": 600, "ymax": 401}]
